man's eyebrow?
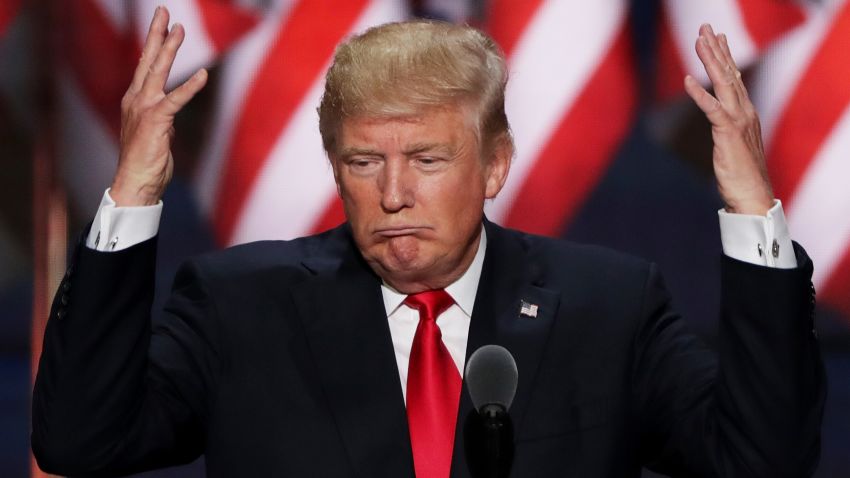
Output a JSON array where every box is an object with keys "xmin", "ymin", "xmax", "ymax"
[
  {"xmin": 338, "ymin": 143, "xmax": 455, "ymax": 157},
  {"xmin": 402, "ymin": 142, "xmax": 454, "ymax": 155},
  {"xmin": 338, "ymin": 147, "xmax": 383, "ymax": 157}
]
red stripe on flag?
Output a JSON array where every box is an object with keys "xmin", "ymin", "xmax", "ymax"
[
  {"xmin": 196, "ymin": 0, "xmax": 259, "ymax": 53},
  {"xmin": 487, "ymin": 0, "xmax": 545, "ymax": 56},
  {"xmin": 212, "ymin": 0, "xmax": 370, "ymax": 244},
  {"xmin": 767, "ymin": 1, "xmax": 850, "ymax": 202},
  {"xmin": 503, "ymin": 26, "xmax": 637, "ymax": 236},
  {"xmin": 736, "ymin": 0, "xmax": 805, "ymax": 49},
  {"xmin": 62, "ymin": 0, "xmax": 137, "ymax": 136},
  {"xmin": 655, "ymin": 5, "xmax": 687, "ymax": 103},
  {"xmin": 821, "ymin": 245, "xmax": 850, "ymax": 321},
  {"xmin": 0, "ymin": 0, "xmax": 20, "ymax": 37}
]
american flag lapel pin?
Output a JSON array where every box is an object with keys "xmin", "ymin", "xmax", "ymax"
[{"xmin": 520, "ymin": 300, "xmax": 539, "ymax": 318}]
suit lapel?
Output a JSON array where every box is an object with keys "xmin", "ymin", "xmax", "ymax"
[
  {"xmin": 290, "ymin": 231, "xmax": 414, "ymax": 477},
  {"xmin": 451, "ymin": 221, "xmax": 561, "ymax": 477}
]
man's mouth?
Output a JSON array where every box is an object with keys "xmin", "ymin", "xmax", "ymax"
[{"xmin": 375, "ymin": 227, "xmax": 427, "ymax": 238}]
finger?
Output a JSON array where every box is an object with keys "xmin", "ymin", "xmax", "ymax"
[
  {"xmin": 700, "ymin": 25, "xmax": 742, "ymax": 107},
  {"xmin": 158, "ymin": 68, "xmax": 208, "ymax": 115},
  {"xmin": 695, "ymin": 26, "xmax": 741, "ymax": 108},
  {"xmin": 141, "ymin": 23, "xmax": 185, "ymax": 95},
  {"xmin": 717, "ymin": 33, "xmax": 750, "ymax": 102},
  {"xmin": 700, "ymin": 24, "xmax": 729, "ymax": 69},
  {"xmin": 684, "ymin": 74, "xmax": 728, "ymax": 124},
  {"xmin": 129, "ymin": 6, "xmax": 170, "ymax": 94},
  {"xmin": 707, "ymin": 27, "xmax": 749, "ymax": 109},
  {"xmin": 715, "ymin": 33, "xmax": 738, "ymax": 71}
]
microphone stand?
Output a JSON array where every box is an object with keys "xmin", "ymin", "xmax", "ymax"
[{"xmin": 464, "ymin": 404, "xmax": 514, "ymax": 478}]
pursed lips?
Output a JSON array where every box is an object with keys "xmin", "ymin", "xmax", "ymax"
[{"xmin": 375, "ymin": 227, "xmax": 429, "ymax": 237}]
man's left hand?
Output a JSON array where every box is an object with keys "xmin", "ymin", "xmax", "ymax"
[{"xmin": 685, "ymin": 24, "xmax": 774, "ymax": 216}]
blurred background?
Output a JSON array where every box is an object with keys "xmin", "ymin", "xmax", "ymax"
[{"xmin": 1, "ymin": 0, "xmax": 848, "ymax": 476}]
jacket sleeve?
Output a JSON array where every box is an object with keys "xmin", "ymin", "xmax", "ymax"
[
  {"xmin": 634, "ymin": 243, "xmax": 825, "ymax": 478},
  {"xmin": 31, "ymin": 231, "xmax": 220, "ymax": 477}
]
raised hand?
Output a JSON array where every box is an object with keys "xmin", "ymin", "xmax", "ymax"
[
  {"xmin": 110, "ymin": 6, "xmax": 208, "ymax": 207},
  {"xmin": 684, "ymin": 24, "xmax": 774, "ymax": 216}
]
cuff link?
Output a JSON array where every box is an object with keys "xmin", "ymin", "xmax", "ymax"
[
  {"xmin": 771, "ymin": 239, "xmax": 780, "ymax": 258},
  {"xmin": 94, "ymin": 230, "xmax": 101, "ymax": 248},
  {"xmin": 108, "ymin": 236, "xmax": 119, "ymax": 250},
  {"xmin": 757, "ymin": 243, "xmax": 763, "ymax": 257}
]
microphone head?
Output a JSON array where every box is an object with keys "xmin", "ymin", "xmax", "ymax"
[{"xmin": 464, "ymin": 344, "xmax": 518, "ymax": 412}]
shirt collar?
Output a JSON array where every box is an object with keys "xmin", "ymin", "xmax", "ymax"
[{"xmin": 381, "ymin": 226, "xmax": 487, "ymax": 317}]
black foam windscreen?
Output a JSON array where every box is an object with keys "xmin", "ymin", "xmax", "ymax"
[{"xmin": 464, "ymin": 344, "xmax": 518, "ymax": 412}]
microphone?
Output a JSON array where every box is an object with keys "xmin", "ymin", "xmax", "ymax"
[{"xmin": 463, "ymin": 345, "xmax": 518, "ymax": 478}]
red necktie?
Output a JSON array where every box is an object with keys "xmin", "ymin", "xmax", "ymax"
[{"xmin": 405, "ymin": 290, "xmax": 462, "ymax": 478}]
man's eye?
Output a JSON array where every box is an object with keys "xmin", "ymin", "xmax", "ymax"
[
  {"xmin": 416, "ymin": 157, "xmax": 442, "ymax": 168},
  {"xmin": 348, "ymin": 158, "xmax": 381, "ymax": 174}
]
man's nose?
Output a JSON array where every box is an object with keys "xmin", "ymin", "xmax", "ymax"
[{"xmin": 380, "ymin": 158, "xmax": 415, "ymax": 212}]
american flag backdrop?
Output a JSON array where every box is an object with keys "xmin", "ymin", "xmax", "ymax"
[
  {"xmin": 53, "ymin": 0, "xmax": 850, "ymax": 325},
  {"xmin": 484, "ymin": 0, "xmax": 636, "ymax": 236}
]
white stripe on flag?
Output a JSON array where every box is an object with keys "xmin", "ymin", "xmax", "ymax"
[
  {"xmin": 486, "ymin": 0, "xmax": 626, "ymax": 222},
  {"xmin": 787, "ymin": 102, "xmax": 850, "ymax": 287},
  {"xmin": 751, "ymin": 2, "xmax": 837, "ymax": 144},
  {"xmin": 665, "ymin": 0, "xmax": 758, "ymax": 84}
]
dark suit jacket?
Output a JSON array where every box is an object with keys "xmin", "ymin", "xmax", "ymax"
[{"xmin": 32, "ymin": 220, "xmax": 825, "ymax": 477}]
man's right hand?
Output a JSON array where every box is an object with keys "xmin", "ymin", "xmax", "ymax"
[{"xmin": 110, "ymin": 6, "xmax": 208, "ymax": 207}]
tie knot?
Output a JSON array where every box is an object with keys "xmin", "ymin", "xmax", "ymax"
[{"xmin": 404, "ymin": 289, "xmax": 454, "ymax": 322}]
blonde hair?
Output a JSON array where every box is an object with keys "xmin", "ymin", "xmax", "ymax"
[{"xmin": 318, "ymin": 20, "xmax": 512, "ymax": 156}]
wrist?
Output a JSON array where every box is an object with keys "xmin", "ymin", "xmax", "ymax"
[
  {"xmin": 724, "ymin": 196, "xmax": 774, "ymax": 216},
  {"xmin": 110, "ymin": 176, "xmax": 163, "ymax": 207}
]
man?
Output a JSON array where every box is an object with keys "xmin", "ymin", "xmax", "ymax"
[{"xmin": 32, "ymin": 7, "xmax": 824, "ymax": 477}]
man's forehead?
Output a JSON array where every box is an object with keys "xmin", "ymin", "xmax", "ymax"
[{"xmin": 337, "ymin": 109, "xmax": 473, "ymax": 146}]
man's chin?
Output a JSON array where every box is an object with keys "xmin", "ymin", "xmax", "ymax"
[{"xmin": 366, "ymin": 254, "xmax": 436, "ymax": 291}]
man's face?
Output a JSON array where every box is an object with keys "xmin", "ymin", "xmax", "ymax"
[{"xmin": 330, "ymin": 106, "xmax": 510, "ymax": 293}]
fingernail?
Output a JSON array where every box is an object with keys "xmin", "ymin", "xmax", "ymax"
[{"xmin": 706, "ymin": 24, "xmax": 715, "ymax": 34}]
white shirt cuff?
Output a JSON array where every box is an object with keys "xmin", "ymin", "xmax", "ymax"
[
  {"xmin": 86, "ymin": 189, "xmax": 163, "ymax": 251},
  {"xmin": 718, "ymin": 199, "xmax": 797, "ymax": 269}
]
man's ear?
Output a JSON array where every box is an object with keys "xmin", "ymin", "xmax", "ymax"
[{"xmin": 484, "ymin": 133, "xmax": 513, "ymax": 199}]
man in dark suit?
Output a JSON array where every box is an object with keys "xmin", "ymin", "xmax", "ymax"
[{"xmin": 32, "ymin": 8, "xmax": 824, "ymax": 478}]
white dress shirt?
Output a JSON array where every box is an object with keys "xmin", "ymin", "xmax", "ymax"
[
  {"xmin": 382, "ymin": 230, "xmax": 485, "ymax": 400},
  {"xmin": 85, "ymin": 189, "xmax": 798, "ymax": 401}
]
